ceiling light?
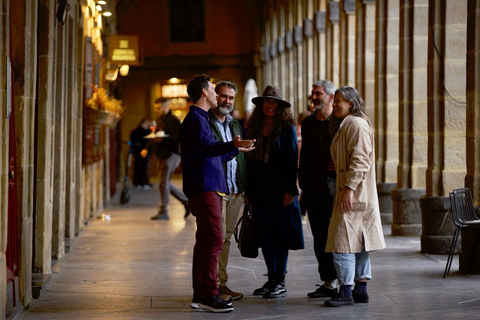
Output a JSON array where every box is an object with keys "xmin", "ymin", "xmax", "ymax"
[
  {"xmin": 97, "ymin": 1, "xmax": 107, "ymax": 4},
  {"xmin": 96, "ymin": 5, "xmax": 102, "ymax": 11},
  {"xmin": 103, "ymin": 11, "xmax": 112, "ymax": 17},
  {"xmin": 169, "ymin": 77, "xmax": 180, "ymax": 84}
]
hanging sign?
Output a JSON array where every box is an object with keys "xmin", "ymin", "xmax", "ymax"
[{"xmin": 109, "ymin": 35, "xmax": 141, "ymax": 65}]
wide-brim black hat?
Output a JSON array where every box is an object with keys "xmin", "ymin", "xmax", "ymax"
[{"xmin": 251, "ymin": 85, "xmax": 291, "ymax": 108}]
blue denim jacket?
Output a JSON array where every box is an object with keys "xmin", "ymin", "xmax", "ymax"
[{"xmin": 180, "ymin": 105, "xmax": 239, "ymax": 197}]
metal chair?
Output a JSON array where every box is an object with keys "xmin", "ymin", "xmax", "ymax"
[{"xmin": 444, "ymin": 188, "xmax": 480, "ymax": 278}]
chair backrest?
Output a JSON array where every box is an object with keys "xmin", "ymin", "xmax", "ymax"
[
  {"xmin": 452, "ymin": 188, "xmax": 478, "ymax": 224},
  {"xmin": 449, "ymin": 193, "xmax": 463, "ymax": 228}
]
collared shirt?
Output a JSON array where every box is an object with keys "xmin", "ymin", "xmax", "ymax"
[
  {"xmin": 180, "ymin": 105, "xmax": 239, "ymax": 197},
  {"xmin": 213, "ymin": 114, "xmax": 239, "ymax": 194}
]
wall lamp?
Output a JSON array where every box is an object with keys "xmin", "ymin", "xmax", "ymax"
[{"xmin": 56, "ymin": 0, "xmax": 71, "ymax": 25}]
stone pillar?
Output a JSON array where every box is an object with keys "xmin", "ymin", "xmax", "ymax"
[
  {"xmin": 285, "ymin": 30, "xmax": 295, "ymax": 108},
  {"xmin": 461, "ymin": 0, "xmax": 480, "ymax": 273},
  {"xmin": 52, "ymin": 19, "xmax": 67, "ymax": 260},
  {"xmin": 327, "ymin": 1, "xmax": 340, "ymax": 85},
  {"xmin": 303, "ymin": 0, "xmax": 314, "ymax": 106},
  {"xmin": 393, "ymin": 0, "xmax": 429, "ymax": 236},
  {"xmin": 294, "ymin": 23, "xmax": 304, "ymax": 113},
  {"xmin": 339, "ymin": 0, "xmax": 356, "ymax": 87},
  {"xmin": 75, "ymin": 16, "xmax": 85, "ymax": 236},
  {"xmin": 355, "ymin": 0, "xmax": 376, "ymax": 126},
  {"xmin": 375, "ymin": 0, "xmax": 400, "ymax": 224},
  {"xmin": 34, "ymin": 0, "xmax": 55, "ymax": 275},
  {"xmin": 422, "ymin": 0, "xmax": 467, "ymax": 253},
  {"xmin": 314, "ymin": 8, "xmax": 327, "ymax": 80},
  {"xmin": 0, "ymin": 0, "xmax": 10, "ymax": 315},
  {"xmin": 65, "ymin": 14, "xmax": 78, "ymax": 246}
]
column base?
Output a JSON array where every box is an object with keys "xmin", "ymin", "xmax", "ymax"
[
  {"xmin": 391, "ymin": 188, "xmax": 424, "ymax": 236},
  {"xmin": 377, "ymin": 182, "xmax": 396, "ymax": 225},
  {"xmin": 420, "ymin": 195, "xmax": 457, "ymax": 254}
]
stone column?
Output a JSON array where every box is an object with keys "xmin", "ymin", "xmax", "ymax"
[
  {"xmin": 65, "ymin": 13, "xmax": 78, "ymax": 246},
  {"xmin": 327, "ymin": 1, "xmax": 340, "ymax": 85},
  {"xmin": 314, "ymin": 9, "xmax": 327, "ymax": 80},
  {"xmin": 460, "ymin": 0, "xmax": 480, "ymax": 273},
  {"xmin": 355, "ymin": 0, "xmax": 376, "ymax": 126},
  {"xmin": 375, "ymin": 0, "xmax": 400, "ymax": 224},
  {"xmin": 393, "ymin": 0, "xmax": 429, "ymax": 236},
  {"xmin": 421, "ymin": 0, "xmax": 467, "ymax": 254},
  {"xmin": 52, "ymin": 18, "xmax": 67, "ymax": 260},
  {"xmin": 339, "ymin": 0, "xmax": 356, "ymax": 87},
  {"xmin": 285, "ymin": 30, "xmax": 295, "ymax": 106},
  {"xmin": 303, "ymin": 0, "xmax": 314, "ymax": 105},
  {"xmin": 0, "ymin": 0, "xmax": 10, "ymax": 315},
  {"xmin": 294, "ymin": 23, "xmax": 304, "ymax": 114},
  {"xmin": 75, "ymin": 15, "xmax": 85, "ymax": 235},
  {"xmin": 33, "ymin": 0, "xmax": 55, "ymax": 275},
  {"xmin": 11, "ymin": 0, "xmax": 38, "ymax": 306}
]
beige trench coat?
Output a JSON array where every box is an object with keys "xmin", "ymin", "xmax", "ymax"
[{"xmin": 325, "ymin": 115, "xmax": 386, "ymax": 253}]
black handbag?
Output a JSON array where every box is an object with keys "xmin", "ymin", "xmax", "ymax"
[{"xmin": 234, "ymin": 204, "xmax": 259, "ymax": 258}]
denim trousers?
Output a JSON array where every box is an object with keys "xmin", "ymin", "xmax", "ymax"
[{"xmin": 332, "ymin": 251, "xmax": 372, "ymax": 286}]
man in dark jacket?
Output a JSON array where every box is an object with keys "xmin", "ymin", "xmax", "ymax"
[
  {"xmin": 180, "ymin": 75, "xmax": 255, "ymax": 313},
  {"xmin": 141, "ymin": 98, "xmax": 189, "ymax": 220},
  {"xmin": 208, "ymin": 81, "xmax": 246, "ymax": 301},
  {"xmin": 298, "ymin": 80, "xmax": 341, "ymax": 298}
]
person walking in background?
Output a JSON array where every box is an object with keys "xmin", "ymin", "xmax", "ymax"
[
  {"xmin": 181, "ymin": 75, "xmax": 255, "ymax": 313},
  {"xmin": 244, "ymin": 85, "xmax": 304, "ymax": 299},
  {"xmin": 141, "ymin": 98, "xmax": 189, "ymax": 220},
  {"xmin": 324, "ymin": 86, "xmax": 386, "ymax": 307},
  {"xmin": 130, "ymin": 117, "xmax": 151, "ymax": 189},
  {"xmin": 298, "ymin": 80, "xmax": 341, "ymax": 299},
  {"xmin": 208, "ymin": 81, "xmax": 246, "ymax": 301}
]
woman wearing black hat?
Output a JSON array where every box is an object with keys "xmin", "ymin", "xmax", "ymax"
[{"xmin": 244, "ymin": 85, "xmax": 305, "ymax": 299}]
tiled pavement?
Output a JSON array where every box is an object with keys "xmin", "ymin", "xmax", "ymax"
[{"xmin": 17, "ymin": 176, "xmax": 480, "ymax": 319}]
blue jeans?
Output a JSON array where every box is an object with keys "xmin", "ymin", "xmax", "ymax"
[{"xmin": 333, "ymin": 251, "xmax": 371, "ymax": 286}]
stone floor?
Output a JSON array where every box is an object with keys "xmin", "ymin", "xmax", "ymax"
[{"xmin": 17, "ymin": 176, "xmax": 480, "ymax": 319}]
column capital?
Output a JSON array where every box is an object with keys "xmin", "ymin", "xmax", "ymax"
[
  {"xmin": 329, "ymin": 2, "xmax": 340, "ymax": 23},
  {"xmin": 259, "ymin": 46, "xmax": 270, "ymax": 63},
  {"xmin": 315, "ymin": 10, "xmax": 326, "ymax": 32},
  {"xmin": 269, "ymin": 40, "xmax": 277, "ymax": 58},
  {"xmin": 285, "ymin": 31, "xmax": 293, "ymax": 50},
  {"xmin": 303, "ymin": 18, "xmax": 313, "ymax": 38},
  {"xmin": 277, "ymin": 36, "xmax": 285, "ymax": 54},
  {"xmin": 344, "ymin": 0, "xmax": 356, "ymax": 14},
  {"xmin": 294, "ymin": 25, "xmax": 303, "ymax": 46}
]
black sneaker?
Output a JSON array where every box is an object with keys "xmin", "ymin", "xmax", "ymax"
[
  {"xmin": 183, "ymin": 203, "xmax": 191, "ymax": 218},
  {"xmin": 353, "ymin": 292, "xmax": 369, "ymax": 303},
  {"xmin": 324, "ymin": 293, "xmax": 354, "ymax": 307},
  {"xmin": 151, "ymin": 212, "xmax": 169, "ymax": 220},
  {"xmin": 198, "ymin": 295, "xmax": 234, "ymax": 313},
  {"xmin": 307, "ymin": 285, "xmax": 337, "ymax": 298},
  {"xmin": 253, "ymin": 279, "xmax": 276, "ymax": 295},
  {"xmin": 191, "ymin": 296, "xmax": 232, "ymax": 309}
]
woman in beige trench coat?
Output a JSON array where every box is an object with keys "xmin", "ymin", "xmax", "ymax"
[{"xmin": 324, "ymin": 86, "xmax": 386, "ymax": 307}]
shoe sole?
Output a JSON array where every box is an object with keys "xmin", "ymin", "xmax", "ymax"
[
  {"xmin": 198, "ymin": 303, "xmax": 234, "ymax": 313},
  {"xmin": 324, "ymin": 301, "xmax": 354, "ymax": 307},
  {"xmin": 190, "ymin": 302, "xmax": 199, "ymax": 309}
]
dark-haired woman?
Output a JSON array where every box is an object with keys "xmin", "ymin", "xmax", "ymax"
[
  {"xmin": 245, "ymin": 85, "xmax": 304, "ymax": 299},
  {"xmin": 324, "ymin": 86, "xmax": 386, "ymax": 307}
]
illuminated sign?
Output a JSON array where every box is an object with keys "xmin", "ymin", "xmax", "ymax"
[
  {"xmin": 162, "ymin": 85, "xmax": 188, "ymax": 98},
  {"xmin": 109, "ymin": 35, "xmax": 140, "ymax": 65}
]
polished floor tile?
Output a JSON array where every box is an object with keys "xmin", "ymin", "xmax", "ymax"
[{"xmin": 18, "ymin": 176, "xmax": 480, "ymax": 319}]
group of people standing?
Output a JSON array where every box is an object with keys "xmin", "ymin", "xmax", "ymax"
[{"xmin": 130, "ymin": 74, "xmax": 386, "ymax": 313}]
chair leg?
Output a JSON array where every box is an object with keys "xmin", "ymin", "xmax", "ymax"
[{"xmin": 444, "ymin": 227, "xmax": 460, "ymax": 278}]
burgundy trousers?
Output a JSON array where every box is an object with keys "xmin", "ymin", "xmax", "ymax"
[{"xmin": 188, "ymin": 191, "xmax": 223, "ymax": 299}]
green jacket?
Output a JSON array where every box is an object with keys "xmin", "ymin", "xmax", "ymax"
[{"xmin": 208, "ymin": 109, "xmax": 246, "ymax": 193}]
